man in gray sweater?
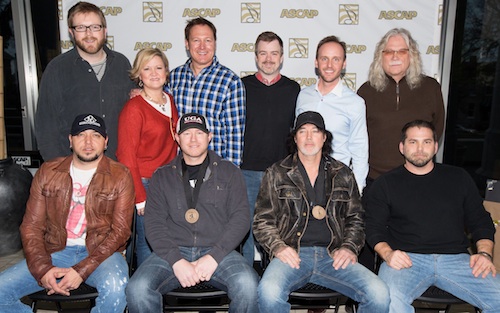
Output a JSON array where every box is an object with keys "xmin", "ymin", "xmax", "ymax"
[{"xmin": 125, "ymin": 113, "xmax": 259, "ymax": 313}]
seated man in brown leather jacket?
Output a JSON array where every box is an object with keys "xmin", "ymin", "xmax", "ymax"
[
  {"xmin": 0, "ymin": 113, "xmax": 135, "ymax": 313},
  {"xmin": 253, "ymin": 111, "xmax": 390, "ymax": 313}
]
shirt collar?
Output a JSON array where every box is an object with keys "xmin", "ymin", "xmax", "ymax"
[
  {"xmin": 315, "ymin": 78, "xmax": 344, "ymax": 97},
  {"xmin": 256, "ymin": 72, "xmax": 282, "ymax": 86},
  {"xmin": 185, "ymin": 56, "xmax": 219, "ymax": 75}
]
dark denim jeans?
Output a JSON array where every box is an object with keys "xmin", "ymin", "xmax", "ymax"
[
  {"xmin": 241, "ymin": 169, "xmax": 265, "ymax": 266},
  {"xmin": 126, "ymin": 248, "xmax": 259, "ymax": 313}
]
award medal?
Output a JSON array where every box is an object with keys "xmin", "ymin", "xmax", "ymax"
[
  {"xmin": 312, "ymin": 205, "xmax": 326, "ymax": 220},
  {"xmin": 185, "ymin": 208, "xmax": 200, "ymax": 223},
  {"xmin": 182, "ymin": 157, "xmax": 209, "ymax": 225}
]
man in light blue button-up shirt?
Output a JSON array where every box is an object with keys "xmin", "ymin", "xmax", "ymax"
[{"xmin": 296, "ymin": 36, "xmax": 368, "ymax": 193}]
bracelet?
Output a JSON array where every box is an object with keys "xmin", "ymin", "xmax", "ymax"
[{"xmin": 477, "ymin": 251, "xmax": 493, "ymax": 261}]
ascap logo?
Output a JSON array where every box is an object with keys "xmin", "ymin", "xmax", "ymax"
[
  {"xmin": 343, "ymin": 73, "xmax": 357, "ymax": 91},
  {"xmin": 346, "ymin": 45, "xmax": 366, "ymax": 54},
  {"xmin": 61, "ymin": 40, "xmax": 74, "ymax": 50},
  {"xmin": 280, "ymin": 9, "xmax": 319, "ymax": 19},
  {"xmin": 100, "ymin": 6, "xmax": 122, "ymax": 16},
  {"xmin": 379, "ymin": 11, "xmax": 418, "ymax": 20},
  {"xmin": 438, "ymin": 5, "xmax": 443, "ymax": 25},
  {"xmin": 231, "ymin": 43, "xmax": 255, "ymax": 52},
  {"xmin": 12, "ymin": 156, "xmax": 32, "ymax": 166},
  {"xmin": 289, "ymin": 38, "xmax": 309, "ymax": 58},
  {"xmin": 240, "ymin": 71, "xmax": 256, "ymax": 78},
  {"xmin": 143, "ymin": 2, "xmax": 163, "ymax": 22},
  {"xmin": 183, "ymin": 8, "xmax": 221, "ymax": 18},
  {"xmin": 426, "ymin": 45, "xmax": 440, "ymax": 54},
  {"xmin": 339, "ymin": 4, "xmax": 359, "ymax": 25},
  {"xmin": 134, "ymin": 42, "xmax": 173, "ymax": 51},
  {"xmin": 241, "ymin": 3, "xmax": 261, "ymax": 23},
  {"xmin": 106, "ymin": 36, "xmax": 114, "ymax": 50},
  {"xmin": 290, "ymin": 77, "xmax": 317, "ymax": 88},
  {"xmin": 58, "ymin": 0, "xmax": 63, "ymax": 20}
]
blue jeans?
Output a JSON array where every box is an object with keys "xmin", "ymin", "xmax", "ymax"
[
  {"xmin": 258, "ymin": 246, "xmax": 390, "ymax": 313},
  {"xmin": 128, "ymin": 178, "xmax": 153, "ymax": 268},
  {"xmin": 0, "ymin": 246, "xmax": 128, "ymax": 313},
  {"xmin": 126, "ymin": 248, "xmax": 259, "ymax": 313},
  {"xmin": 379, "ymin": 252, "xmax": 500, "ymax": 313},
  {"xmin": 242, "ymin": 170, "xmax": 264, "ymax": 266}
]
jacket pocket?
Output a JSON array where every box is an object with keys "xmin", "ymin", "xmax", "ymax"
[
  {"xmin": 95, "ymin": 191, "xmax": 118, "ymax": 215},
  {"xmin": 331, "ymin": 188, "xmax": 350, "ymax": 202},
  {"xmin": 277, "ymin": 185, "xmax": 301, "ymax": 200}
]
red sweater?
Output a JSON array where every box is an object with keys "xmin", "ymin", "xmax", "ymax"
[{"xmin": 117, "ymin": 94, "xmax": 179, "ymax": 204}]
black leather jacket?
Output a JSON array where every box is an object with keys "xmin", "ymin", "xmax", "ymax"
[{"xmin": 253, "ymin": 153, "xmax": 364, "ymax": 259}]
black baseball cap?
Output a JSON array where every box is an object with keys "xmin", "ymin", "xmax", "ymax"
[
  {"xmin": 294, "ymin": 111, "xmax": 325, "ymax": 131},
  {"xmin": 70, "ymin": 114, "xmax": 107, "ymax": 138},
  {"xmin": 177, "ymin": 113, "xmax": 210, "ymax": 134}
]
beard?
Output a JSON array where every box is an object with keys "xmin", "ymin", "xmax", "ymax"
[
  {"xmin": 76, "ymin": 152, "xmax": 101, "ymax": 163},
  {"xmin": 74, "ymin": 35, "xmax": 106, "ymax": 55},
  {"xmin": 405, "ymin": 153, "xmax": 433, "ymax": 167}
]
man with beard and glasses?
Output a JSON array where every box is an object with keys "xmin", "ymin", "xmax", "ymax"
[
  {"xmin": 366, "ymin": 120, "xmax": 500, "ymax": 313},
  {"xmin": 35, "ymin": 1, "xmax": 135, "ymax": 161},
  {"xmin": 296, "ymin": 36, "xmax": 368, "ymax": 195},
  {"xmin": 0, "ymin": 113, "xmax": 135, "ymax": 313},
  {"xmin": 240, "ymin": 31, "xmax": 301, "ymax": 266}
]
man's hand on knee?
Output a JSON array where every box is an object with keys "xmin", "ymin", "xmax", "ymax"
[
  {"xmin": 385, "ymin": 250, "xmax": 413, "ymax": 270},
  {"xmin": 173, "ymin": 259, "xmax": 200, "ymax": 287},
  {"xmin": 41, "ymin": 267, "xmax": 71, "ymax": 296},
  {"xmin": 470, "ymin": 253, "xmax": 497, "ymax": 278},
  {"xmin": 57, "ymin": 268, "xmax": 83, "ymax": 294},
  {"xmin": 275, "ymin": 246, "xmax": 301, "ymax": 269},
  {"xmin": 332, "ymin": 248, "xmax": 357, "ymax": 270}
]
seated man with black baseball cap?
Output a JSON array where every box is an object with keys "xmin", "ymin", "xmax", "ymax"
[
  {"xmin": 126, "ymin": 113, "xmax": 259, "ymax": 313},
  {"xmin": 0, "ymin": 113, "xmax": 135, "ymax": 313},
  {"xmin": 254, "ymin": 111, "xmax": 389, "ymax": 313}
]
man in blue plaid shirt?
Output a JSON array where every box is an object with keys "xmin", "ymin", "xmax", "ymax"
[{"xmin": 167, "ymin": 17, "xmax": 246, "ymax": 166}]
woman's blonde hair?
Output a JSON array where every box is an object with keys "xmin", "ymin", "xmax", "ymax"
[{"xmin": 129, "ymin": 48, "xmax": 169, "ymax": 86}]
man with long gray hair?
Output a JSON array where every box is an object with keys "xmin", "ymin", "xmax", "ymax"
[{"xmin": 358, "ymin": 28, "xmax": 445, "ymax": 189}]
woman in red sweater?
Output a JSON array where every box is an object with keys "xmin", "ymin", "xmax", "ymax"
[{"xmin": 117, "ymin": 48, "xmax": 179, "ymax": 267}]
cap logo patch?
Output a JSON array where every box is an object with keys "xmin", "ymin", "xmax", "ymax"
[{"xmin": 79, "ymin": 115, "xmax": 101, "ymax": 127}]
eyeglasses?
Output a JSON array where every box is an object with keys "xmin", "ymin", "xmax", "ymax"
[
  {"xmin": 382, "ymin": 49, "xmax": 409, "ymax": 57},
  {"xmin": 71, "ymin": 24, "xmax": 103, "ymax": 32}
]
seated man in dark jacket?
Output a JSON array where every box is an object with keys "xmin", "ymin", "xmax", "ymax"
[
  {"xmin": 0, "ymin": 113, "xmax": 135, "ymax": 312},
  {"xmin": 126, "ymin": 113, "xmax": 259, "ymax": 313},
  {"xmin": 253, "ymin": 111, "xmax": 389, "ymax": 313}
]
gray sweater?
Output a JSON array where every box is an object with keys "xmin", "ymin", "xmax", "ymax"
[{"xmin": 145, "ymin": 151, "xmax": 250, "ymax": 265}]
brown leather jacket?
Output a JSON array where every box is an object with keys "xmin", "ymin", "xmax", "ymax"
[
  {"xmin": 20, "ymin": 155, "xmax": 135, "ymax": 284},
  {"xmin": 253, "ymin": 154, "xmax": 364, "ymax": 260}
]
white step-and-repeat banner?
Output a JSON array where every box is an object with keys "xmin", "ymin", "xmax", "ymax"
[{"xmin": 58, "ymin": 1, "xmax": 443, "ymax": 91}]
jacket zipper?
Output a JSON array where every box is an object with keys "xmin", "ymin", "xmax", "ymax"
[{"xmin": 396, "ymin": 83, "xmax": 400, "ymax": 111}]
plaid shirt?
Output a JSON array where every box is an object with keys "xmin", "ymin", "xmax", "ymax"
[{"xmin": 168, "ymin": 56, "xmax": 246, "ymax": 166}]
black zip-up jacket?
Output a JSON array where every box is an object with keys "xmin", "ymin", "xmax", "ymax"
[{"xmin": 145, "ymin": 151, "xmax": 250, "ymax": 265}]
